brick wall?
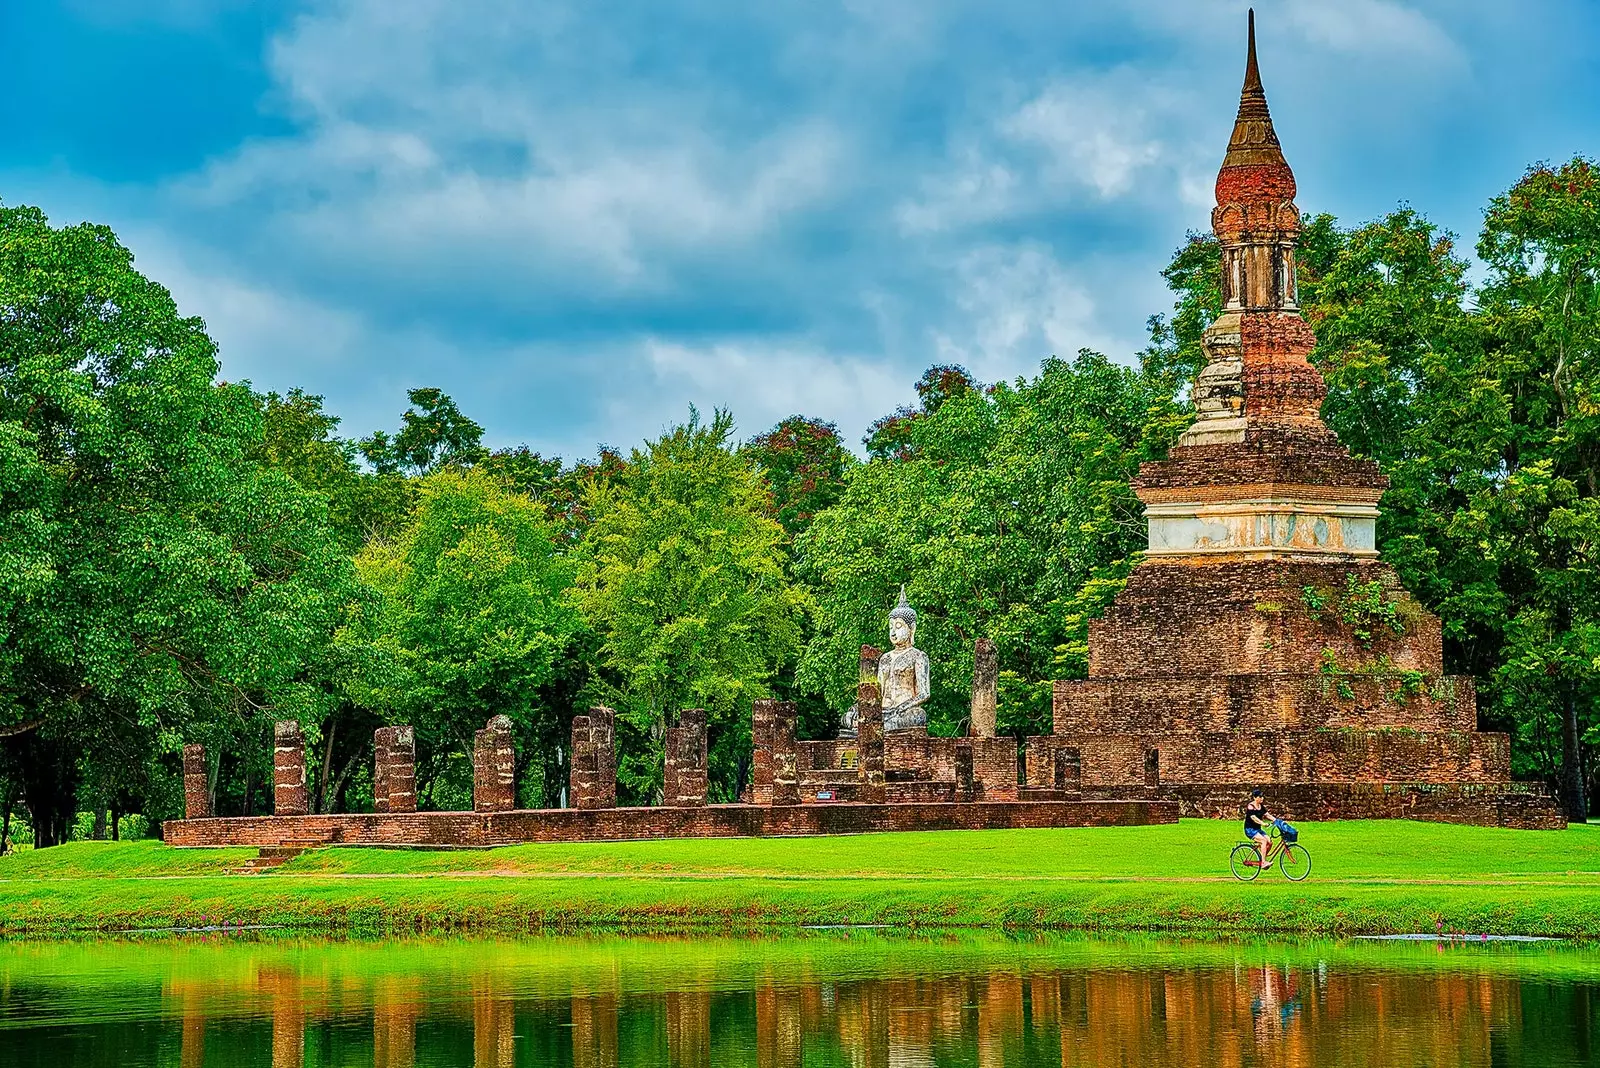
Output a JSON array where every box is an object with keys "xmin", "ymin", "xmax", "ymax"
[
  {"xmin": 164, "ymin": 798, "xmax": 1178, "ymax": 848},
  {"xmin": 1078, "ymin": 781, "xmax": 1564, "ymax": 830},
  {"xmin": 373, "ymin": 726, "xmax": 417, "ymax": 814},
  {"xmin": 569, "ymin": 707, "xmax": 617, "ymax": 810},
  {"xmin": 182, "ymin": 744, "xmax": 210, "ymax": 820},
  {"xmin": 1041, "ymin": 729, "xmax": 1510, "ymax": 787},
  {"xmin": 1053, "ymin": 674, "xmax": 1477, "ymax": 735}
]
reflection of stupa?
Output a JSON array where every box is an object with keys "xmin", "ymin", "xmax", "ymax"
[{"xmin": 1027, "ymin": 13, "xmax": 1562, "ymax": 828}]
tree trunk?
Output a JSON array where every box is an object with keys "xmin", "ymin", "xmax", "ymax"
[
  {"xmin": 1, "ymin": 796, "xmax": 11, "ymax": 854},
  {"xmin": 91, "ymin": 808, "xmax": 107, "ymax": 840},
  {"xmin": 110, "ymin": 804, "xmax": 120, "ymax": 842},
  {"xmin": 1560, "ymin": 678, "xmax": 1588, "ymax": 822},
  {"xmin": 317, "ymin": 718, "xmax": 339, "ymax": 813}
]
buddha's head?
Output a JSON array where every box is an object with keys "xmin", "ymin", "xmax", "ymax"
[{"xmin": 888, "ymin": 586, "xmax": 917, "ymax": 650}]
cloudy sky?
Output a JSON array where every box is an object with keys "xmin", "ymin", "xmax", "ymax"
[{"xmin": 3, "ymin": 1, "xmax": 1596, "ymax": 459}]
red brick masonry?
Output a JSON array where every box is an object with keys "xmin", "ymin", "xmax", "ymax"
[{"xmin": 164, "ymin": 799, "xmax": 1176, "ymax": 848}]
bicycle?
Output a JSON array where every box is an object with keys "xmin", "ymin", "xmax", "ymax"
[{"xmin": 1229, "ymin": 824, "xmax": 1311, "ymax": 882}]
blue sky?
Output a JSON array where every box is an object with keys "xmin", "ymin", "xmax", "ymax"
[{"xmin": 3, "ymin": 1, "xmax": 1597, "ymax": 460}]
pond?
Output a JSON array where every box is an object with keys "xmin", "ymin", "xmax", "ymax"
[{"xmin": 0, "ymin": 933, "xmax": 1595, "ymax": 1066}]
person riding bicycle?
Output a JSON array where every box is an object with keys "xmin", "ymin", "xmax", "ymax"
[{"xmin": 1243, "ymin": 788, "xmax": 1276, "ymax": 868}]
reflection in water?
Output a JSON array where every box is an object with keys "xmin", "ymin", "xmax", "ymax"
[{"xmin": 0, "ymin": 937, "xmax": 1595, "ymax": 1066}]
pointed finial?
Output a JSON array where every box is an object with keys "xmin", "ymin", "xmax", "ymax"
[
  {"xmin": 1217, "ymin": 8, "xmax": 1291, "ymax": 182},
  {"xmin": 1244, "ymin": 9, "xmax": 1261, "ymax": 93}
]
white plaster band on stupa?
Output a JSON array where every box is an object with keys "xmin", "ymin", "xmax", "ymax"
[{"xmin": 1144, "ymin": 496, "xmax": 1378, "ymax": 558}]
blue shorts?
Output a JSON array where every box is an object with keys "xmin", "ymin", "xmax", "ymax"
[{"xmin": 1245, "ymin": 826, "xmax": 1265, "ymax": 839}]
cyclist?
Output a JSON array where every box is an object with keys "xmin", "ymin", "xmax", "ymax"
[{"xmin": 1242, "ymin": 788, "xmax": 1276, "ymax": 868}]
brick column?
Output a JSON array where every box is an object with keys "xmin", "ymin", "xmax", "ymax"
[
  {"xmin": 569, "ymin": 707, "xmax": 617, "ymax": 810},
  {"xmin": 473, "ymin": 715, "xmax": 516, "ymax": 813},
  {"xmin": 857, "ymin": 680, "xmax": 886, "ymax": 805},
  {"xmin": 273, "ymin": 720, "xmax": 309, "ymax": 816},
  {"xmin": 970, "ymin": 638, "xmax": 998, "ymax": 738},
  {"xmin": 182, "ymin": 744, "xmax": 211, "ymax": 820},
  {"xmin": 751, "ymin": 699, "xmax": 777, "ymax": 805},
  {"xmin": 374, "ymin": 726, "xmax": 416, "ymax": 814},
  {"xmin": 373, "ymin": 729, "xmax": 391, "ymax": 814},
  {"xmin": 752, "ymin": 700, "xmax": 798, "ymax": 806},
  {"xmin": 771, "ymin": 701, "xmax": 799, "ymax": 806},
  {"xmin": 663, "ymin": 708, "xmax": 708, "ymax": 807}
]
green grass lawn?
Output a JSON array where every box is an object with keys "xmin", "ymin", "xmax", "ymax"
[{"xmin": 2, "ymin": 820, "xmax": 1596, "ymax": 937}]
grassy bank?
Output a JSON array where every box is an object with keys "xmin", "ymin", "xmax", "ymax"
[{"xmin": 2, "ymin": 820, "xmax": 1597, "ymax": 937}]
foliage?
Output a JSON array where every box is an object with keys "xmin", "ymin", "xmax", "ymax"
[
  {"xmin": 0, "ymin": 203, "xmax": 359, "ymax": 843},
  {"xmin": 574, "ymin": 409, "xmax": 804, "ymax": 801},
  {"xmin": 862, "ymin": 364, "xmax": 979, "ymax": 460},
  {"xmin": 797, "ymin": 353, "xmax": 1182, "ymax": 737},
  {"xmin": 359, "ymin": 387, "xmax": 487, "ymax": 476},
  {"xmin": 741, "ymin": 416, "xmax": 852, "ymax": 539},
  {"xmin": 345, "ymin": 468, "xmax": 582, "ymax": 804}
]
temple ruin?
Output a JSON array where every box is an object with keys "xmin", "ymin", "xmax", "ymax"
[{"xmin": 165, "ymin": 16, "xmax": 1561, "ymax": 852}]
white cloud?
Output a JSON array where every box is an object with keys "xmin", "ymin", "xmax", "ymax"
[
  {"xmin": 633, "ymin": 339, "xmax": 903, "ymax": 448},
  {"xmin": 1285, "ymin": 1, "xmax": 1463, "ymax": 64},
  {"xmin": 931, "ymin": 243, "xmax": 1114, "ymax": 379}
]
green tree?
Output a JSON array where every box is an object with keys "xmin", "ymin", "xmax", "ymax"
[
  {"xmin": 797, "ymin": 354, "xmax": 1182, "ymax": 738},
  {"xmin": 863, "ymin": 365, "xmax": 979, "ymax": 460},
  {"xmin": 345, "ymin": 467, "xmax": 583, "ymax": 807},
  {"xmin": 0, "ymin": 203, "xmax": 359, "ymax": 843},
  {"xmin": 359, "ymin": 387, "xmax": 487, "ymax": 476},
  {"xmin": 742, "ymin": 416, "xmax": 852, "ymax": 539},
  {"xmin": 574, "ymin": 409, "xmax": 804, "ymax": 802}
]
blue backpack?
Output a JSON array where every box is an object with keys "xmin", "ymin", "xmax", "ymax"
[{"xmin": 1274, "ymin": 819, "xmax": 1298, "ymax": 843}]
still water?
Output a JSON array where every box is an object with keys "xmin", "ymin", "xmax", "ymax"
[{"xmin": 0, "ymin": 933, "xmax": 1595, "ymax": 1066}]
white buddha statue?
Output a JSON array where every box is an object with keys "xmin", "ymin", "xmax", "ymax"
[{"xmin": 841, "ymin": 587, "xmax": 931, "ymax": 735}]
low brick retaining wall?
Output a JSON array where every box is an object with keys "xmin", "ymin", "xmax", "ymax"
[
  {"xmin": 163, "ymin": 799, "xmax": 1176, "ymax": 849},
  {"xmin": 1067, "ymin": 782, "xmax": 1565, "ymax": 830}
]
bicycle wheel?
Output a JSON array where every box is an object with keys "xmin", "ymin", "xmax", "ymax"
[
  {"xmin": 1230, "ymin": 843, "xmax": 1263, "ymax": 881},
  {"xmin": 1279, "ymin": 843, "xmax": 1311, "ymax": 882}
]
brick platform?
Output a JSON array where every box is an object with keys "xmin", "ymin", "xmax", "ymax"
[
  {"xmin": 163, "ymin": 799, "xmax": 1176, "ymax": 849},
  {"xmin": 1018, "ymin": 782, "xmax": 1563, "ymax": 830}
]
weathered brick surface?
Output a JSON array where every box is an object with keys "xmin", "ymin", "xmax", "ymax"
[
  {"xmin": 1053, "ymin": 674, "xmax": 1476, "ymax": 736},
  {"xmin": 273, "ymin": 720, "xmax": 309, "ymax": 817},
  {"xmin": 856, "ymin": 682, "xmax": 886, "ymax": 804},
  {"xmin": 970, "ymin": 736, "xmax": 1018, "ymax": 801},
  {"xmin": 1042, "ymin": 729, "xmax": 1510, "ymax": 787},
  {"xmin": 1086, "ymin": 560, "xmax": 1443, "ymax": 679},
  {"xmin": 970, "ymin": 638, "xmax": 999, "ymax": 738},
  {"xmin": 163, "ymin": 798, "xmax": 1178, "ymax": 848},
  {"xmin": 751, "ymin": 699, "xmax": 777, "ymax": 805},
  {"xmin": 182, "ymin": 744, "xmax": 210, "ymax": 820},
  {"xmin": 569, "ymin": 707, "xmax": 617, "ymax": 810},
  {"xmin": 663, "ymin": 708, "xmax": 709, "ymax": 807},
  {"xmin": 472, "ymin": 716, "xmax": 515, "ymax": 813},
  {"xmin": 1078, "ymin": 782, "xmax": 1564, "ymax": 830},
  {"xmin": 373, "ymin": 726, "xmax": 417, "ymax": 814}
]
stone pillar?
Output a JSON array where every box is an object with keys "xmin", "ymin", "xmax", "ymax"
[
  {"xmin": 857, "ymin": 680, "xmax": 886, "ymax": 805},
  {"xmin": 374, "ymin": 726, "xmax": 416, "ymax": 814},
  {"xmin": 663, "ymin": 708, "xmax": 709, "ymax": 807},
  {"xmin": 970, "ymin": 638, "xmax": 998, "ymax": 738},
  {"xmin": 473, "ymin": 715, "xmax": 515, "ymax": 813},
  {"xmin": 273, "ymin": 721, "xmax": 309, "ymax": 817},
  {"xmin": 182, "ymin": 744, "xmax": 211, "ymax": 820},
  {"xmin": 570, "ymin": 707, "xmax": 617, "ymax": 810}
]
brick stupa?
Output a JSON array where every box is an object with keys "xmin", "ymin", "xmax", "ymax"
[{"xmin": 1033, "ymin": 14, "xmax": 1562, "ymax": 828}]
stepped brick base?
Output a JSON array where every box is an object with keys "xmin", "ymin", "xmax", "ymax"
[
  {"xmin": 1039, "ymin": 781, "xmax": 1564, "ymax": 830},
  {"xmin": 163, "ymin": 799, "xmax": 1175, "ymax": 849}
]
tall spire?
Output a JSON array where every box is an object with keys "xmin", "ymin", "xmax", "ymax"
[{"xmin": 1218, "ymin": 9, "xmax": 1292, "ymax": 184}]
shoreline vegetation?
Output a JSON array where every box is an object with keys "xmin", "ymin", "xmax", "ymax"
[{"xmin": 3, "ymin": 821, "xmax": 1598, "ymax": 940}]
